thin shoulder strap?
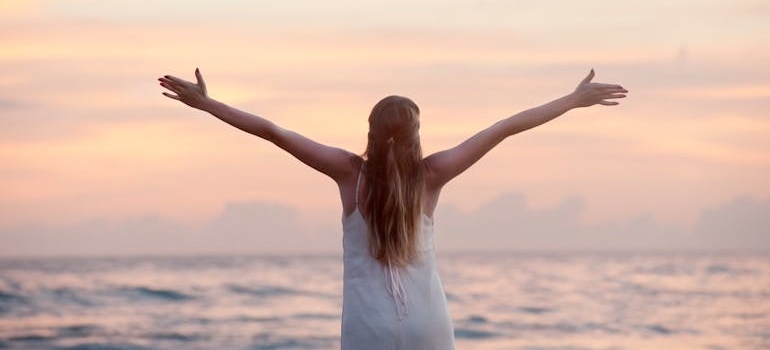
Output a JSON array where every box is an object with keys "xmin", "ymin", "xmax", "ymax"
[{"xmin": 354, "ymin": 162, "xmax": 364, "ymax": 208}]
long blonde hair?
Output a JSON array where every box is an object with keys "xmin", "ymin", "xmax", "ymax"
[{"xmin": 363, "ymin": 95, "xmax": 424, "ymax": 268}]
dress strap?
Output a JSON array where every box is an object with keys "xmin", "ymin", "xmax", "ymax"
[{"xmin": 354, "ymin": 162, "xmax": 364, "ymax": 208}]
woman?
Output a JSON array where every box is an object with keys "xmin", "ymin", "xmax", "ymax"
[{"xmin": 158, "ymin": 69, "xmax": 627, "ymax": 349}]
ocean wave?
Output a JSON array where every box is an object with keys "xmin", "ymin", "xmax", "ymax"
[
  {"xmin": 145, "ymin": 331, "xmax": 208, "ymax": 342},
  {"xmin": 517, "ymin": 306, "xmax": 553, "ymax": 314},
  {"xmin": 644, "ymin": 324, "xmax": 673, "ymax": 335},
  {"xmin": 615, "ymin": 280, "xmax": 765, "ymax": 300},
  {"xmin": 226, "ymin": 284, "xmax": 336, "ymax": 299},
  {"xmin": 8, "ymin": 333, "xmax": 56, "ymax": 342},
  {"xmin": 53, "ymin": 343, "xmax": 152, "ymax": 350},
  {"xmin": 0, "ymin": 290, "xmax": 24, "ymax": 302},
  {"xmin": 227, "ymin": 284, "xmax": 301, "ymax": 297},
  {"xmin": 250, "ymin": 333, "xmax": 337, "ymax": 350},
  {"xmin": 635, "ymin": 323, "xmax": 699, "ymax": 336},
  {"xmin": 250, "ymin": 339, "xmax": 316, "ymax": 350},
  {"xmin": 705, "ymin": 263, "xmax": 756, "ymax": 276},
  {"xmin": 2, "ymin": 286, "xmax": 101, "ymax": 316},
  {"xmin": 634, "ymin": 262, "xmax": 695, "ymax": 276},
  {"xmin": 227, "ymin": 312, "xmax": 338, "ymax": 325},
  {"xmin": 453, "ymin": 328, "xmax": 500, "ymax": 339},
  {"xmin": 464, "ymin": 315, "xmax": 488, "ymax": 324},
  {"xmin": 118, "ymin": 286, "xmax": 194, "ymax": 302},
  {"xmin": 57, "ymin": 324, "xmax": 102, "ymax": 338},
  {"xmin": 291, "ymin": 312, "xmax": 338, "ymax": 320},
  {"xmin": 49, "ymin": 287, "xmax": 97, "ymax": 307},
  {"xmin": 495, "ymin": 321, "xmax": 624, "ymax": 335},
  {"xmin": 3, "ymin": 325, "xmax": 110, "ymax": 348},
  {"xmin": 0, "ymin": 290, "xmax": 26, "ymax": 315},
  {"xmin": 232, "ymin": 315, "xmax": 281, "ymax": 323}
]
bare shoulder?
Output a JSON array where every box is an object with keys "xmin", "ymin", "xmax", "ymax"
[
  {"xmin": 421, "ymin": 156, "xmax": 442, "ymax": 191},
  {"xmin": 348, "ymin": 154, "xmax": 364, "ymax": 176},
  {"xmin": 339, "ymin": 154, "xmax": 364, "ymax": 188},
  {"xmin": 421, "ymin": 159, "xmax": 442, "ymax": 216},
  {"xmin": 339, "ymin": 154, "xmax": 365, "ymax": 215}
]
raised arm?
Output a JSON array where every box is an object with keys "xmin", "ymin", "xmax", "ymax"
[
  {"xmin": 158, "ymin": 69, "xmax": 356, "ymax": 182},
  {"xmin": 423, "ymin": 69, "xmax": 627, "ymax": 190}
]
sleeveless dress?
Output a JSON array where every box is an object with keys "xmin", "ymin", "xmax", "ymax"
[{"xmin": 340, "ymin": 169, "xmax": 455, "ymax": 350}]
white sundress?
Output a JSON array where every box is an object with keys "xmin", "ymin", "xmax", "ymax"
[{"xmin": 340, "ymin": 169, "xmax": 455, "ymax": 350}]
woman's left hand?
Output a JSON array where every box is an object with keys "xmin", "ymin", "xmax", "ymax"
[{"xmin": 571, "ymin": 69, "xmax": 628, "ymax": 108}]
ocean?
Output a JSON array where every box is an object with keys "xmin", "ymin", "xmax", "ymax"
[{"xmin": 0, "ymin": 252, "xmax": 767, "ymax": 350}]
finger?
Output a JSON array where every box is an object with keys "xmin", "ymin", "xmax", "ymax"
[
  {"xmin": 580, "ymin": 69, "xmax": 595, "ymax": 85},
  {"xmin": 603, "ymin": 93, "xmax": 627, "ymax": 99},
  {"xmin": 159, "ymin": 81, "xmax": 178, "ymax": 93},
  {"xmin": 158, "ymin": 77, "xmax": 181, "ymax": 90},
  {"xmin": 195, "ymin": 68, "xmax": 207, "ymax": 95},
  {"xmin": 603, "ymin": 87, "xmax": 628, "ymax": 94},
  {"xmin": 598, "ymin": 100, "xmax": 619, "ymax": 106},
  {"xmin": 164, "ymin": 75, "xmax": 189, "ymax": 85},
  {"xmin": 600, "ymin": 85, "xmax": 627, "ymax": 92},
  {"xmin": 595, "ymin": 83, "xmax": 624, "ymax": 90},
  {"xmin": 162, "ymin": 92, "xmax": 181, "ymax": 101}
]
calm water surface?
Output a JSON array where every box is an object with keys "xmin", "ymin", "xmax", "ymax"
[{"xmin": 1, "ymin": 252, "xmax": 768, "ymax": 350}]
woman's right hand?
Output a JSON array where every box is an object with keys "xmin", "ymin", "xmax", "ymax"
[
  {"xmin": 571, "ymin": 69, "xmax": 628, "ymax": 108},
  {"xmin": 158, "ymin": 68, "xmax": 210, "ymax": 110}
]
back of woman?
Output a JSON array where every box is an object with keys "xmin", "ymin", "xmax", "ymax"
[{"xmin": 341, "ymin": 95, "xmax": 455, "ymax": 349}]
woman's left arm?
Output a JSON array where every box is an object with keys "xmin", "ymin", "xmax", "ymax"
[{"xmin": 423, "ymin": 69, "xmax": 627, "ymax": 189}]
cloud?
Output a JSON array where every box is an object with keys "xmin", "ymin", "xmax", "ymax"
[
  {"xmin": 1, "ymin": 193, "xmax": 767, "ymax": 257},
  {"xmin": 201, "ymin": 201, "xmax": 336, "ymax": 253},
  {"xmin": 0, "ymin": 200, "xmax": 338, "ymax": 257},
  {"xmin": 690, "ymin": 196, "xmax": 770, "ymax": 249},
  {"xmin": 0, "ymin": 98, "xmax": 24, "ymax": 110},
  {"xmin": 435, "ymin": 192, "xmax": 770, "ymax": 252},
  {"xmin": 0, "ymin": 216, "xmax": 191, "ymax": 257}
]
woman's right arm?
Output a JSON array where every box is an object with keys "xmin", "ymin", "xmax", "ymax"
[
  {"xmin": 159, "ymin": 69, "xmax": 356, "ymax": 182},
  {"xmin": 423, "ymin": 69, "xmax": 627, "ymax": 191}
]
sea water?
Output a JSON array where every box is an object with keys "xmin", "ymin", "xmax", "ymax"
[{"xmin": 1, "ymin": 252, "xmax": 768, "ymax": 350}]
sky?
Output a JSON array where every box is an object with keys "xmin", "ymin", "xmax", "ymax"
[{"xmin": 1, "ymin": 0, "xmax": 769, "ymax": 256}]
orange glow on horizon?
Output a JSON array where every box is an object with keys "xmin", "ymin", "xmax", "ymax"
[{"xmin": 1, "ymin": 0, "xmax": 768, "ymax": 241}]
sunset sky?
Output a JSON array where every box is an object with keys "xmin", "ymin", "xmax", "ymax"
[{"xmin": 2, "ymin": 0, "xmax": 769, "ymax": 256}]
